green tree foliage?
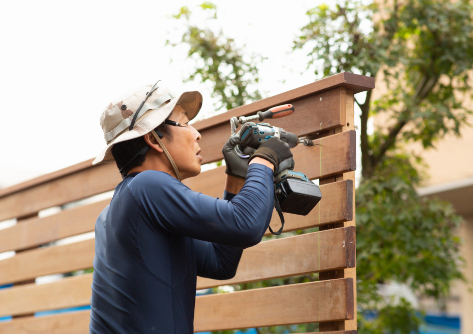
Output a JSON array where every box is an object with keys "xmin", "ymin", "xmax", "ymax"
[
  {"xmin": 168, "ymin": 3, "xmax": 264, "ymax": 111},
  {"xmin": 170, "ymin": 1, "xmax": 472, "ymax": 333},
  {"xmin": 293, "ymin": 0, "xmax": 471, "ymax": 332}
]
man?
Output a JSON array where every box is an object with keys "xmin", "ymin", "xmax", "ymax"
[{"xmin": 89, "ymin": 80, "xmax": 293, "ymax": 333}]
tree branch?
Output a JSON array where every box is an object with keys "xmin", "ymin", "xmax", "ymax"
[{"xmin": 370, "ymin": 112, "xmax": 409, "ymax": 172}]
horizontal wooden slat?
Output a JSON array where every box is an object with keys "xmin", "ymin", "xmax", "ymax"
[
  {"xmin": 0, "ymin": 239, "xmax": 95, "ymax": 286},
  {"xmin": 0, "ymin": 224, "xmax": 353, "ymax": 289},
  {"xmin": 194, "ymin": 72, "xmax": 374, "ymax": 133},
  {"xmin": 0, "ymin": 310, "xmax": 91, "ymax": 334},
  {"xmin": 197, "ymin": 87, "xmax": 346, "ymax": 164},
  {"xmin": 0, "ymin": 162, "xmax": 120, "ymax": 222},
  {"xmin": 0, "ymin": 275, "xmax": 93, "ymax": 317},
  {"xmin": 184, "ymin": 130, "xmax": 356, "ymax": 193},
  {"xmin": 197, "ymin": 227, "xmax": 355, "ymax": 289},
  {"xmin": 0, "ymin": 315, "xmax": 358, "ymax": 334},
  {"xmin": 0, "ymin": 199, "xmax": 107, "ymax": 253},
  {"xmin": 0, "ymin": 278, "xmax": 353, "ymax": 330},
  {"xmin": 0, "ymin": 178, "xmax": 351, "ymax": 254},
  {"xmin": 0, "ymin": 159, "xmax": 95, "ymax": 199},
  {"xmin": 0, "ymin": 129, "xmax": 354, "ymax": 223},
  {"xmin": 194, "ymin": 278, "xmax": 354, "ymax": 331}
]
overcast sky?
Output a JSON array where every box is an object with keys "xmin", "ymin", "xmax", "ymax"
[{"xmin": 1, "ymin": 0, "xmax": 365, "ymax": 188}]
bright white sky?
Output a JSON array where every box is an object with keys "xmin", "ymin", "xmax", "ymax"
[{"xmin": 1, "ymin": 0, "xmax": 365, "ymax": 188}]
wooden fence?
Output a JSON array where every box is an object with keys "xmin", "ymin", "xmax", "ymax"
[{"xmin": 0, "ymin": 72, "xmax": 374, "ymax": 333}]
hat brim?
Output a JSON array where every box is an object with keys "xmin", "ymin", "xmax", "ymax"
[{"xmin": 92, "ymin": 91, "xmax": 202, "ymax": 166}]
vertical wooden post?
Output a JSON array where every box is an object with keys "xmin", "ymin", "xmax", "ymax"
[
  {"xmin": 319, "ymin": 88, "xmax": 357, "ymax": 331},
  {"xmin": 12, "ymin": 212, "xmax": 39, "ymax": 319}
]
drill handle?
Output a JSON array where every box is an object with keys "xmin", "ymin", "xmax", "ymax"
[{"xmin": 258, "ymin": 104, "xmax": 294, "ymax": 121}]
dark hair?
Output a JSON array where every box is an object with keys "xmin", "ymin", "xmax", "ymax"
[{"xmin": 112, "ymin": 117, "xmax": 173, "ymax": 178}]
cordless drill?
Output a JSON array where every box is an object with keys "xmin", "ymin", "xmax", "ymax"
[{"xmin": 230, "ymin": 105, "xmax": 322, "ymax": 234}]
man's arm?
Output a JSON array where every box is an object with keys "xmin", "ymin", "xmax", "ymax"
[
  {"xmin": 128, "ymin": 163, "xmax": 274, "ymax": 249},
  {"xmin": 225, "ymin": 158, "xmax": 273, "ymax": 195},
  {"xmin": 195, "ymin": 158, "xmax": 275, "ymax": 280},
  {"xmin": 193, "ymin": 190, "xmax": 242, "ymax": 280}
]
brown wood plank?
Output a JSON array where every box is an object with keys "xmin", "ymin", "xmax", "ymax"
[
  {"xmin": 0, "ymin": 277, "xmax": 353, "ymax": 323},
  {"xmin": 0, "ymin": 275, "xmax": 93, "ymax": 317},
  {"xmin": 0, "ymin": 311, "xmax": 91, "ymax": 334},
  {"xmin": 319, "ymin": 90, "xmax": 358, "ymax": 332},
  {"xmin": 197, "ymin": 88, "xmax": 346, "ymax": 164},
  {"xmin": 0, "ymin": 159, "xmax": 95, "ymax": 199},
  {"xmin": 197, "ymin": 227, "xmax": 355, "ymax": 289},
  {"xmin": 0, "ymin": 199, "xmax": 107, "ymax": 253},
  {"xmin": 0, "ymin": 239, "xmax": 95, "ymax": 286},
  {"xmin": 194, "ymin": 278, "xmax": 354, "ymax": 332},
  {"xmin": 0, "ymin": 279, "xmax": 354, "ymax": 332},
  {"xmin": 194, "ymin": 72, "xmax": 374, "ymax": 133},
  {"xmin": 0, "ymin": 178, "xmax": 350, "ymax": 256},
  {"xmin": 184, "ymin": 130, "xmax": 356, "ymax": 192},
  {"xmin": 0, "ymin": 162, "xmax": 120, "ymax": 222},
  {"xmin": 0, "ymin": 225, "xmax": 353, "ymax": 289}
]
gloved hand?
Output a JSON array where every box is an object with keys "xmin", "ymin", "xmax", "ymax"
[
  {"xmin": 248, "ymin": 137, "xmax": 293, "ymax": 171},
  {"xmin": 222, "ymin": 135, "xmax": 250, "ymax": 179}
]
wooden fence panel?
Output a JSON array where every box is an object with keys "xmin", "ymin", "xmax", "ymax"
[
  {"xmin": 197, "ymin": 227, "xmax": 355, "ymax": 289},
  {"xmin": 0, "ymin": 200, "xmax": 106, "ymax": 254},
  {"xmin": 0, "ymin": 239, "xmax": 95, "ymax": 286},
  {"xmin": 0, "ymin": 227, "xmax": 354, "ymax": 314},
  {"xmin": 0, "ymin": 311, "xmax": 91, "ymax": 334},
  {"xmin": 0, "ymin": 275, "xmax": 93, "ymax": 317},
  {"xmin": 194, "ymin": 279, "xmax": 354, "ymax": 332},
  {"xmin": 0, "ymin": 163, "xmax": 119, "ymax": 223},
  {"xmin": 0, "ymin": 72, "xmax": 373, "ymax": 332},
  {"xmin": 0, "ymin": 279, "xmax": 353, "ymax": 332}
]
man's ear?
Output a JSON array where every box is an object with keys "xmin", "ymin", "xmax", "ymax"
[{"xmin": 143, "ymin": 132, "xmax": 164, "ymax": 153}]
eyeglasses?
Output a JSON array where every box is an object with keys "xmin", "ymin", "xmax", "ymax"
[{"xmin": 164, "ymin": 119, "xmax": 188, "ymax": 128}]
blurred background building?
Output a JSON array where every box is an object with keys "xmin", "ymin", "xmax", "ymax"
[{"xmin": 416, "ymin": 111, "xmax": 473, "ymax": 334}]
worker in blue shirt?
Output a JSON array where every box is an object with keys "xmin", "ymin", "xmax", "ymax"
[{"xmin": 90, "ymin": 80, "xmax": 293, "ymax": 333}]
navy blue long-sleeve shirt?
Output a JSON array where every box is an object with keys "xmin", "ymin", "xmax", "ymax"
[{"xmin": 89, "ymin": 163, "xmax": 274, "ymax": 333}]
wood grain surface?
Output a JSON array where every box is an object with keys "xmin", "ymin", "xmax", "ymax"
[
  {"xmin": 198, "ymin": 227, "xmax": 355, "ymax": 288},
  {"xmin": 0, "ymin": 311, "xmax": 91, "ymax": 334},
  {"xmin": 0, "ymin": 199, "xmax": 107, "ymax": 254},
  {"xmin": 196, "ymin": 88, "xmax": 346, "ymax": 164},
  {"xmin": 0, "ymin": 275, "xmax": 93, "ymax": 317},
  {"xmin": 0, "ymin": 278, "xmax": 353, "ymax": 330},
  {"xmin": 0, "ymin": 226, "xmax": 354, "ymax": 288},
  {"xmin": 0, "ymin": 162, "xmax": 120, "ymax": 222},
  {"xmin": 184, "ymin": 130, "xmax": 356, "ymax": 194},
  {"xmin": 0, "ymin": 239, "xmax": 95, "ymax": 286},
  {"xmin": 194, "ymin": 278, "xmax": 354, "ymax": 332}
]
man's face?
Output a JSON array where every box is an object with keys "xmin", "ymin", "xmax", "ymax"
[{"xmin": 161, "ymin": 105, "xmax": 202, "ymax": 179}]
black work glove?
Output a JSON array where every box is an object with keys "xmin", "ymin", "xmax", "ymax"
[
  {"xmin": 248, "ymin": 137, "xmax": 293, "ymax": 171},
  {"xmin": 222, "ymin": 135, "xmax": 251, "ymax": 179}
]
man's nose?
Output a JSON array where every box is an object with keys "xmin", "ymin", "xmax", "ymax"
[{"xmin": 190, "ymin": 125, "xmax": 201, "ymax": 141}]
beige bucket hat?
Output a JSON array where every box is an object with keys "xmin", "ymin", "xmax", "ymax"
[{"xmin": 93, "ymin": 81, "xmax": 203, "ymax": 165}]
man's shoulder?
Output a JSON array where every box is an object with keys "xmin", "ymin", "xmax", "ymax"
[{"xmin": 127, "ymin": 170, "xmax": 182, "ymax": 195}]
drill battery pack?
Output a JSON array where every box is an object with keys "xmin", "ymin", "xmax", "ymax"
[{"xmin": 274, "ymin": 170, "xmax": 322, "ymax": 216}]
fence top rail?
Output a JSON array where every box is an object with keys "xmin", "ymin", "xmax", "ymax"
[
  {"xmin": 194, "ymin": 72, "xmax": 374, "ymax": 131},
  {"xmin": 0, "ymin": 72, "xmax": 373, "ymax": 201}
]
